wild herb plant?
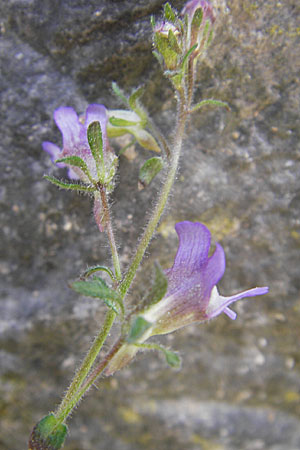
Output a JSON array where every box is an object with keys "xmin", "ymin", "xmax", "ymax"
[{"xmin": 28, "ymin": 2, "xmax": 268, "ymax": 448}]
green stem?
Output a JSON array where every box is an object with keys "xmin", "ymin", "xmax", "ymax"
[
  {"xmin": 119, "ymin": 86, "xmax": 188, "ymax": 299},
  {"xmin": 53, "ymin": 67, "xmax": 194, "ymax": 425},
  {"xmin": 56, "ymin": 337, "xmax": 125, "ymax": 422},
  {"xmin": 55, "ymin": 186, "xmax": 122, "ymax": 424},
  {"xmin": 55, "ymin": 309, "xmax": 116, "ymax": 424}
]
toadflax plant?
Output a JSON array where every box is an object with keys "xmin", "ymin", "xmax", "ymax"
[{"xmin": 28, "ymin": 2, "xmax": 268, "ymax": 449}]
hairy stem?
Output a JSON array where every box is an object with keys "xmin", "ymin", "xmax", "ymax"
[
  {"xmin": 56, "ymin": 337, "xmax": 125, "ymax": 422},
  {"xmin": 119, "ymin": 86, "xmax": 188, "ymax": 299},
  {"xmin": 55, "ymin": 309, "xmax": 116, "ymax": 424},
  {"xmin": 53, "ymin": 69, "xmax": 194, "ymax": 425},
  {"xmin": 55, "ymin": 186, "xmax": 122, "ymax": 424}
]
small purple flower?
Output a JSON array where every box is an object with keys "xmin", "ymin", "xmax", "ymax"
[
  {"xmin": 43, "ymin": 104, "xmax": 108, "ymax": 180},
  {"xmin": 154, "ymin": 20, "xmax": 180, "ymax": 37},
  {"xmin": 182, "ymin": 0, "xmax": 215, "ymax": 25},
  {"xmin": 105, "ymin": 221, "xmax": 268, "ymax": 375}
]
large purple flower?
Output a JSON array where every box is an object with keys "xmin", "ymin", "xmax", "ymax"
[
  {"xmin": 105, "ymin": 221, "xmax": 268, "ymax": 375},
  {"xmin": 43, "ymin": 104, "xmax": 108, "ymax": 180},
  {"xmin": 143, "ymin": 222, "xmax": 268, "ymax": 334}
]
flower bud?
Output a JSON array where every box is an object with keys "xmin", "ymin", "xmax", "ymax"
[{"xmin": 182, "ymin": 0, "xmax": 215, "ymax": 59}]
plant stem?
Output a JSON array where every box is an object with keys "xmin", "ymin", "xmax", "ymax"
[
  {"xmin": 53, "ymin": 68, "xmax": 194, "ymax": 425},
  {"xmin": 55, "ymin": 309, "xmax": 116, "ymax": 424},
  {"xmin": 119, "ymin": 86, "xmax": 188, "ymax": 299},
  {"xmin": 55, "ymin": 186, "xmax": 122, "ymax": 424},
  {"xmin": 56, "ymin": 337, "xmax": 125, "ymax": 423}
]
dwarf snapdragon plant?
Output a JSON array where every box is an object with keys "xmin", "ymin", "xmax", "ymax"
[{"xmin": 28, "ymin": 2, "xmax": 268, "ymax": 449}]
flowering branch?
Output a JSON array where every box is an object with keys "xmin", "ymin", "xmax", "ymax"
[{"xmin": 28, "ymin": 2, "xmax": 269, "ymax": 449}]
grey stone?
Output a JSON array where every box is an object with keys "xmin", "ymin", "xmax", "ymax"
[{"xmin": 1, "ymin": 0, "xmax": 300, "ymax": 449}]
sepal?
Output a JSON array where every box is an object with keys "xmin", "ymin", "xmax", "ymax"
[
  {"xmin": 87, "ymin": 121, "xmax": 104, "ymax": 171},
  {"xmin": 28, "ymin": 414, "xmax": 67, "ymax": 450},
  {"xmin": 127, "ymin": 317, "xmax": 152, "ymax": 343},
  {"xmin": 55, "ymin": 156, "xmax": 94, "ymax": 183},
  {"xmin": 164, "ymin": 3, "xmax": 177, "ymax": 24},
  {"xmin": 44, "ymin": 175, "xmax": 95, "ymax": 193},
  {"xmin": 128, "ymin": 86, "xmax": 145, "ymax": 117},
  {"xmin": 107, "ymin": 110, "xmax": 161, "ymax": 153},
  {"xmin": 133, "ymin": 342, "xmax": 181, "ymax": 369},
  {"xmin": 111, "ymin": 81, "xmax": 128, "ymax": 106}
]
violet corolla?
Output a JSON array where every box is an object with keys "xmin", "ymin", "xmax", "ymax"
[
  {"xmin": 106, "ymin": 221, "xmax": 268, "ymax": 375},
  {"xmin": 43, "ymin": 103, "xmax": 116, "ymax": 184}
]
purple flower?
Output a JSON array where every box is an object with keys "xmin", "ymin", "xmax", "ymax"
[
  {"xmin": 105, "ymin": 221, "xmax": 268, "ymax": 375},
  {"xmin": 143, "ymin": 222, "xmax": 268, "ymax": 334},
  {"xmin": 154, "ymin": 20, "xmax": 180, "ymax": 37},
  {"xmin": 43, "ymin": 104, "xmax": 108, "ymax": 180},
  {"xmin": 182, "ymin": 0, "xmax": 215, "ymax": 24}
]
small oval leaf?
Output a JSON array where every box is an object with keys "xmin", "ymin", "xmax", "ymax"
[{"xmin": 139, "ymin": 157, "xmax": 163, "ymax": 188}]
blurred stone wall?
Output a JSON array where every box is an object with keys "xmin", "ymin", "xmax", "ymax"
[{"xmin": 1, "ymin": 0, "xmax": 300, "ymax": 449}]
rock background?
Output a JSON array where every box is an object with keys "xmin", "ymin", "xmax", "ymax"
[{"xmin": 1, "ymin": 0, "xmax": 300, "ymax": 449}]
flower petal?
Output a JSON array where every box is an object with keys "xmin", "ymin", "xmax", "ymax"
[
  {"xmin": 206, "ymin": 286, "xmax": 269, "ymax": 320},
  {"xmin": 171, "ymin": 221, "xmax": 211, "ymax": 276},
  {"xmin": 42, "ymin": 141, "xmax": 63, "ymax": 166},
  {"xmin": 201, "ymin": 242, "xmax": 225, "ymax": 299},
  {"xmin": 53, "ymin": 107, "xmax": 84, "ymax": 154}
]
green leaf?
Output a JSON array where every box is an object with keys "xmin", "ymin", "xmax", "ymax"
[
  {"xmin": 181, "ymin": 44, "xmax": 198, "ymax": 70},
  {"xmin": 191, "ymin": 99, "xmax": 230, "ymax": 113},
  {"xmin": 164, "ymin": 2, "xmax": 176, "ymax": 23},
  {"xmin": 44, "ymin": 175, "xmax": 95, "ymax": 192},
  {"xmin": 128, "ymin": 86, "xmax": 144, "ymax": 112},
  {"xmin": 127, "ymin": 317, "xmax": 152, "ymax": 343},
  {"xmin": 71, "ymin": 277, "xmax": 123, "ymax": 314},
  {"xmin": 139, "ymin": 157, "xmax": 163, "ymax": 188},
  {"xmin": 109, "ymin": 117, "xmax": 138, "ymax": 127},
  {"xmin": 28, "ymin": 414, "xmax": 68, "ymax": 450},
  {"xmin": 55, "ymin": 156, "xmax": 93, "ymax": 182},
  {"xmin": 112, "ymin": 81, "xmax": 128, "ymax": 106},
  {"xmin": 164, "ymin": 349, "xmax": 181, "ymax": 369},
  {"xmin": 87, "ymin": 121, "xmax": 104, "ymax": 169},
  {"xmin": 80, "ymin": 265, "xmax": 116, "ymax": 281}
]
